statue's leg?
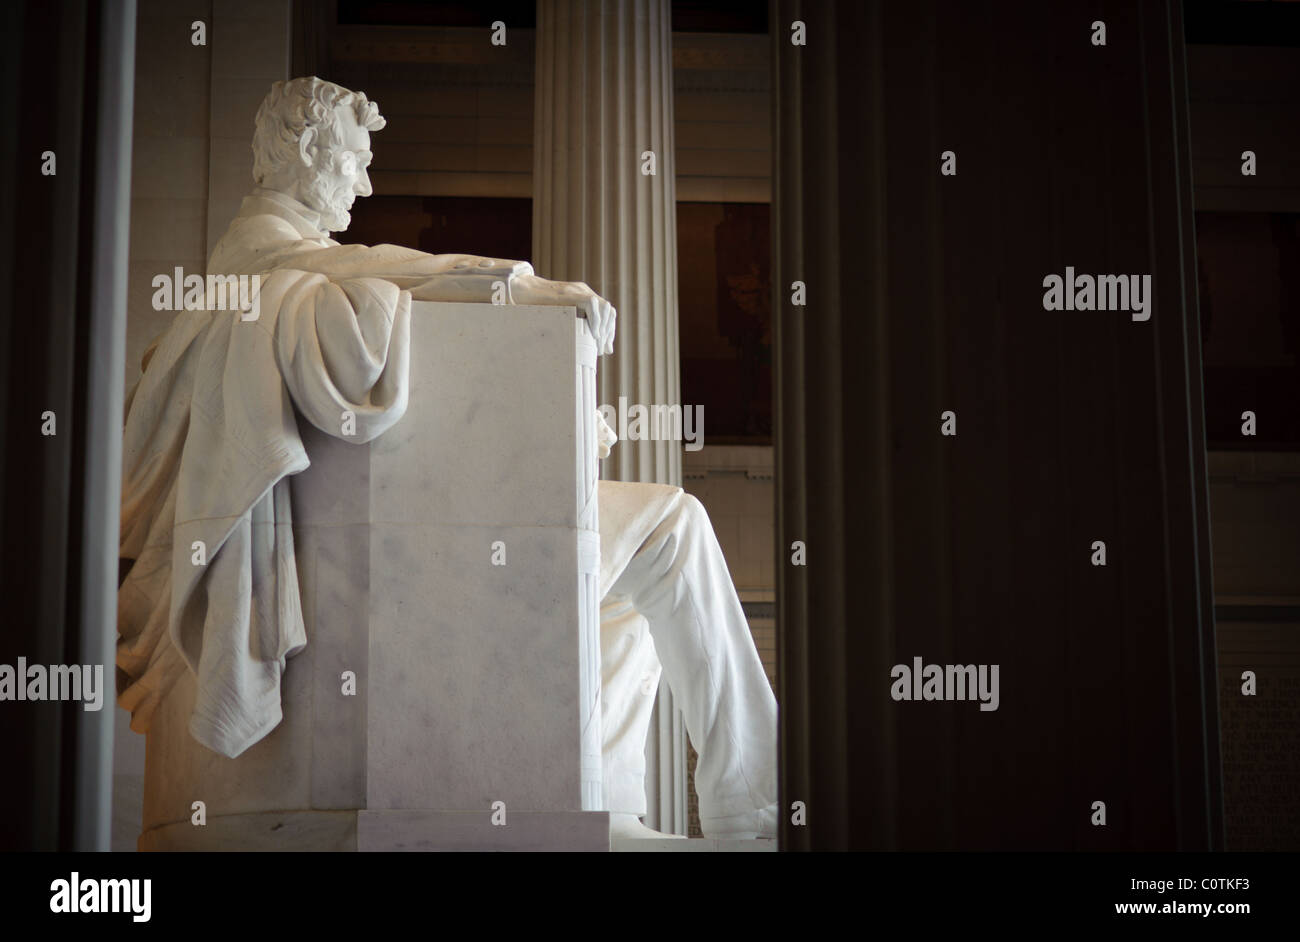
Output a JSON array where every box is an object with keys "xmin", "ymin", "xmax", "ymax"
[
  {"xmin": 598, "ymin": 597, "xmax": 661, "ymax": 817},
  {"xmin": 597, "ymin": 480, "xmax": 778, "ymax": 839}
]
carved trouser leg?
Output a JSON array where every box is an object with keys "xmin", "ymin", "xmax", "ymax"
[
  {"xmin": 597, "ymin": 481, "xmax": 778, "ymax": 836},
  {"xmin": 598, "ymin": 600, "xmax": 660, "ymax": 817}
]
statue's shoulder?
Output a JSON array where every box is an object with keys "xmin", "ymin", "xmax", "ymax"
[
  {"xmin": 209, "ymin": 212, "xmax": 306, "ymax": 274},
  {"xmin": 224, "ymin": 211, "xmax": 302, "ymax": 245}
]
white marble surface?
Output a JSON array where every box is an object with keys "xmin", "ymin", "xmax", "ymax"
[
  {"xmin": 611, "ymin": 836, "xmax": 776, "ymax": 853},
  {"xmin": 366, "ymin": 522, "xmax": 587, "ymax": 810},
  {"xmin": 357, "ymin": 810, "xmax": 610, "ymax": 852},
  {"xmin": 138, "ymin": 809, "xmax": 613, "ymax": 852},
  {"xmin": 139, "ymin": 811, "xmax": 358, "ymax": 852},
  {"xmin": 358, "ymin": 303, "xmax": 601, "ymax": 812},
  {"xmin": 369, "ymin": 307, "xmax": 586, "ymax": 528}
]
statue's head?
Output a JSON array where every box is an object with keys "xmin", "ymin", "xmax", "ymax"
[{"xmin": 252, "ymin": 76, "xmax": 386, "ymax": 233}]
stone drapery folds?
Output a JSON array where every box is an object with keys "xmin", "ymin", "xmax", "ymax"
[{"xmin": 117, "ymin": 266, "xmax": 410, "ymax": 757}]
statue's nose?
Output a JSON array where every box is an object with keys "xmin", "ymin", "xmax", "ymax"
[{"xmin": 356, "ymin": 170, "xmax": 373, "ymax": 197}]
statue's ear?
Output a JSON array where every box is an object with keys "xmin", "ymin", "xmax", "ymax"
[{"xmin": 298, "ymin": 127, "xmax": 317, "ymax": 167}]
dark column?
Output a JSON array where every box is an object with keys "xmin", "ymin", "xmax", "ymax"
[
  {"xmin": 0, "ymin": 0, "xmax": 134, "ymax": 851},
  {"xmin": 773, "ymin": 0, "xmax": 1221, "ymax": 850}
]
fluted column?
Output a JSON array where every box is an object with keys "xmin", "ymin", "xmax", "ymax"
[
  {"xmin": 532, "ymin": 0, "xmax": 687, "ymax": 834},
  {"xmin": 532, "ymin": 0, "xmax": 682, "ymax": 487}
]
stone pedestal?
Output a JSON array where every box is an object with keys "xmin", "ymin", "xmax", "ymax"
[{"xmin": 139, "ymin": 301, "xmax": 608, "ymax": 851}]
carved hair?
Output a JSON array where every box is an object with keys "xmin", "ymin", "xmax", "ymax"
[{"xmin": 252, "ymin": 77, "xmax": 385, "ymax": 184}]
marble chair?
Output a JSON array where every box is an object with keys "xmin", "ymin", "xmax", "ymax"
[{"xmin": 138, "ymin": 301, "xmax": 610, "ymax": 851}]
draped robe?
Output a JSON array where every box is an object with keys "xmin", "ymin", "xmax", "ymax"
[{"xmin": 117, "ymin": 188, "xmax": 534, "ymax": 757}]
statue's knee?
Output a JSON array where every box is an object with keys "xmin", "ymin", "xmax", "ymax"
[{"xmin": 679, "ymin": 492, "xmax": 710, "ymax": 528}]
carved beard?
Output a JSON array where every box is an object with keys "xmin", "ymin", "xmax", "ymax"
[{"xmin": 303, "ymin": 172, "xmax": 354, "ymax": 234}]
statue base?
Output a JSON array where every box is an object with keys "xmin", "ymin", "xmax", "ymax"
[{"xmin": 139, "ymin": 809, "xmax": 611, "ymax": 852}]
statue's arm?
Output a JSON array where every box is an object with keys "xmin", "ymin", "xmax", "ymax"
[
  {"xmin": 266, "ymin": 240, "xmax": 531, "ymax": 293},
  {"xmin": 274, "ymin": 273, "xmax": 410, "ymax": 444},
  {"xmin": 264, "ymin": 239, "xmax": 616, "ymax": 355}
]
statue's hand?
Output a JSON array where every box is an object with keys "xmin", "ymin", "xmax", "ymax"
[
  {"xmin": 510, "ymin": 273, "xmax": 616, "ymax": 356},
  {"xmin": 578, "ymin": 293, "xmax": 616, "ymax": 357},
  {"xmin": 595, "ymin": 407, "xmax": 617, "ymax": 459}
]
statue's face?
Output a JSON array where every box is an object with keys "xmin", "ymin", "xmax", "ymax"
[{"xmin": 301, "ymin": 105, "xmax": 373, "ymax": 233}]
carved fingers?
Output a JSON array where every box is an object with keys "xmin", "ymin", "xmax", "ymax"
[
  {"xmin": 510, "ymin": 274, "xmax": 616, "ymax": 355},
  {"xmin": 583, "ymin": 294, "xmax": 616, "ymax": 356},
  {"xmin": 595, "ymin": 407, "xmax": 618, "ymax": 458}
]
